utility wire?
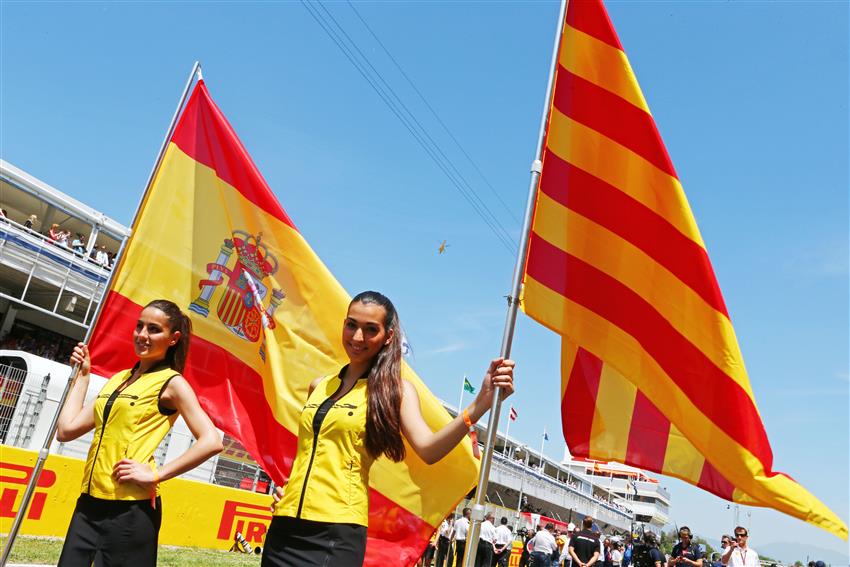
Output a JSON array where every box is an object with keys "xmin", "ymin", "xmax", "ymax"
[
  {"xmin": 346, "ymin": 0, "xmax": 522, "ymax": 226},
  {"xmin": 301, "ymin": 0, "xmax": 518, "ymax": 255}
]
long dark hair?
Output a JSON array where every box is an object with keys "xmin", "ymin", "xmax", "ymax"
[
  {"xmin": 351, "ymin": 291, "xmax": 406, "ymax": 463},
  {"xmin": 145, "ymin": 299, "xmax": 192, "ymax": 373}
]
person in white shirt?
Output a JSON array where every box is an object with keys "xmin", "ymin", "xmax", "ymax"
[
  {"xmin": 721, "ymin": 527, "xmax": 759, "ymax": 567},
  {"xmin": 612, "ymin": 543, "xmax": 623, "ymax": 567},
  {"xmin": 494, "ymin": 517, "xmax": 513, "ymax": 567},
  {"xmin": 476, "ymin": 512, "xmax": 496, "ymax": 567},
  {"xmin": 530, "ymin": 523, "xmax": 558, "ymax": 567},
  {"xmin": 435, "ymin": 515, "xmax": 453, "ymax": 567},
  {"xmin": 453, "ymin": 508, "xmax": 471, "ymax": 567}
]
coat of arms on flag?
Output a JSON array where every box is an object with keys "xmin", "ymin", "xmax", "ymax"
[{"xmin": 189, "ymin": 230, "xmax": 285, "ymax": 354}]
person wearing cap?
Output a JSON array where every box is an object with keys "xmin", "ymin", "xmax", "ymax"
[{"xmin": 721, "ymin": 527, "xmax": 758, "ymax": 567}]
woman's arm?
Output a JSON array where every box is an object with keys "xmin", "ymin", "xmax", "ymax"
[
  {"xmin": 56, "ymin": 343, "xmax": 96, "ymax": 442},
  {"xmin": 112, "ymin": 376, "xmax": 223, "ymax": 489},
  {"xmin": 400, "ymin": 357, "xmax": 515, "ymax": 465}
]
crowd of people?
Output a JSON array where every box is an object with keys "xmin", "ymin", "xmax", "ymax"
[
  {"xmin": 0, "ymin": 208, "xmax": 114, "ymax": 268},
  {"xmin": 418, "ymin": 518, "xmax": 808, "ymax": 567},
  {"xmin": 0, "ymin": 327, "xmax": 77, "ymax": 363}
]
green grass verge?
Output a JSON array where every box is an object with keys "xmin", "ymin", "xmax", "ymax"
[{"xmin": 0, "ymin": 535, "xmax": 261, "ymax": 566}]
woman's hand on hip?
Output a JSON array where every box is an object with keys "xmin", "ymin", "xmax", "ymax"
[
  {"xmin": 112, "ymin": 458, "xmax": 157, "ymax": 491},
  {"xmin": 270, "ymin": 485, "xmax": 284, "ymax": 513}
]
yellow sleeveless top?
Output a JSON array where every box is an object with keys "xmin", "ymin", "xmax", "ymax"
[
  {"xmin": 80, "ymin": 363, "xmax": 179, "ymax": 500},
  {"xmin": 274, "ymin": 369, "xmax": 373, "ymax": 526}
]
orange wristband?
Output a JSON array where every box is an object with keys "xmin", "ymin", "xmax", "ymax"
[{"xmin": 463, "ymin": 409, "xmax": 481, "ymax": 460}]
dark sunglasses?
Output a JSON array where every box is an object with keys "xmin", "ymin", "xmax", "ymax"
[{"xmin": 735, "ymin": 533, "xmax": 748, "ymax": 538}]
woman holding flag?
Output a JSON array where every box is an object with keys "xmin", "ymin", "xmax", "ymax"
[
  {"xmin": 54, "ymin": 299, "xmax": 223, "ymax": 567},
  {"xmin": 264, "ymin": 290, "xmax": 515, "ymax": 567}
]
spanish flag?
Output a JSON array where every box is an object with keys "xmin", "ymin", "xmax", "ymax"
[
  {"xmin": 520, "ymin": 0, "xmax": 847, "ymax": 539},
  {"xmin": 89, "ymin": 80, "xmax": 479, "ymax": 562}
]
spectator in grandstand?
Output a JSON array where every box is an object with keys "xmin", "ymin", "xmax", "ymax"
[
  {"xmin": 668, "ymin": 527, "xmax": 703, "ymax": 567},
  {"xmin": 95, "ymin": 245, "xmax": 110, "ymax": 267},
  {"xmin": 266, "ymin": 291, "xmax": 516, "ymax": 566},
  {"xmin": 72, "ymin": 233, "xmax": 86, "ymax": 255},
  {"xmin": 55, "ymin": 299, "xmax": 223, "ymax": 567},
  {"xmin": 48, "ymin": 223, "xmax": 61, "ymax": 241},
  {"xmin": 721, "ymin": 527, "xmax": 759, "ymax": 567},
  {"xmin": 0, "ymin": 208, "xmax": 7, "ymax": 220},
  {"xmin": 56, "ymin": 229, "xmax": 70, "ymax": 248},
  {"xmin": 24, "ymin": 214, "xmax": 37, "ymax": 229}
]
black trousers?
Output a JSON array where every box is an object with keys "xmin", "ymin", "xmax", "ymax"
[
  {"xmin": 475, "ymin": 540, "xmax": 494, "ymax": 567},
  {"xmin": 261, "ymin": 515, "xmax": 367, "ymax": 567},
  {"xmin": 454, "ymin": 540, "xmax": 467, "ymax": 567},
  {"xmin": 495, "ymin": 548, "xmax": 510, "ymax": 567},
  {"xmin": 435, "ymin": 536, "xmax": 451, "ymax": 567},
  {"xmin": 58, "ymin": 494, "xmax": 162, "ymax": 567}
]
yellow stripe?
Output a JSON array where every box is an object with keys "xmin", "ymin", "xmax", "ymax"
[
  {"xmin": 521, "ymin": 277, "xmax": 848, "ymax": 540},
  {"xmin": 560, "ymin": 341, "xmax": 579, "ymax": 399},
  {"xmin": 532, "ymin": 192, "xmax": 754, "ymax": 400},
  {"xmin": 117, "ymin": 144, "xmax": 477, "ymax": 526},
  {"xmin": 560, "ymin": 24, "xmax": 650, "ymax": 113},
  {"xmin": 546, "ymin": 109, "xmax": 704, "ymax": 247},
  {"xmin": 589, "ymin": 364, "xmax": 637, "ymax": 462},
  {"xmin": 662, "ymin": 423, "xmax": 704, "ymax": 483}
]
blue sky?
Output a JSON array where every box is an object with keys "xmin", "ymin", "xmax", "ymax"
[{"xmin": 2, "ymin": 0, "xmax": 847, "ymax": 558}]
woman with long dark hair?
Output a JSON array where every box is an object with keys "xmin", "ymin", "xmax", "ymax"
[
  {"xmin": 55, "ymin": 299, "xmax": 223, "ymax": 566},
  {"xmin": 263, "ymin": 290, "xmax": 516, "ymax": 567}
]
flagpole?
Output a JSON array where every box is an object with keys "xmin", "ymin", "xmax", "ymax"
[
  {"xmin": 461, "ymin": 1, "xmax": 568, "ymax": 565},
  {"xmin": 539, "ymin": 428, "xmax": 547, "ymax": 473},
  {"xmin": 0, "ymin": 61, "xmax": 202, "ymax": 567},
  {"xmin": 458, "ymin": 374, "xmax": 466, "ymax": 416},
  {"xmin": 503, "ymin": 409, "xmax": 511, "ymax": 456}
]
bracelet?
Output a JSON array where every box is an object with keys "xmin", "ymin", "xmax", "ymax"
[{"xmin": 462, "ymin": 409, "xmax": 480, "ymax": 460}]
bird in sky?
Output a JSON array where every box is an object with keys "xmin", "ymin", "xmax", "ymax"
[{"xmin": 438, "ymin": 240, "xmax": 450, "ymax": 255}]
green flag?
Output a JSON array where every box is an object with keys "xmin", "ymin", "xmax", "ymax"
[{"xmin": 463, "ymin": 377, "xmax": 476, "ymax": 394}]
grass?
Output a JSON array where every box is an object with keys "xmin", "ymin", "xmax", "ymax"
[{"xmin": 0, "ymin": 535, "xmax": 262, "ymax": 566}]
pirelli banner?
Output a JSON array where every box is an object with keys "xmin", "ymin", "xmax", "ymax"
[{"xmin": 0, "ymin": 446, "xmax": 273, "ymax": 550}]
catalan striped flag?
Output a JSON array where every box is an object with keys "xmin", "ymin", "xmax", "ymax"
[
  {"xmin": 88, "ymin": 80, "xmax": 480, "ymax": 562},
  {"xmin": 520, "ymin": 0, "xmax": 846, "ymax": 539}
]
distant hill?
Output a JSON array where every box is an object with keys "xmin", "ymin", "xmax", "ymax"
[{"xmin": 758, "ymin": 542, "xmax": 849, "ymax": 567}]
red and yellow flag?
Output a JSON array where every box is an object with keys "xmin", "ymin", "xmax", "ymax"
[
  {"xmin": 521, "ymin": 0, "xmax": 846, "ymax": 539},
  {"xmin": 89, "ymin": 81, "xmax": 478, "ymax": 562}
]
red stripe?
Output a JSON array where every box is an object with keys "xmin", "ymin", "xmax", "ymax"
[
  {"xmin": 565, "ymin": 0, "xmax": 622, "ymax": 50},
  {"xmin": 90, "ymin": 292, "xmax": 434, "ymax": 565},
  {"xmin": 526, "ymin": 234, "xmax": 773, "ymax": 468},
  {"xmin": 169, "ymin": 81, "xmax": 297, "ymax": 230},
  {"xmin": 698, "ymin": 460, "xmax": 737, "ymax": 501},
  {"xmin": 562, "ymin": 347, "xmax": 603, "ymax": 456},
  {"xmin": 625, "ymin": 391, "xmax": 670, "ymax": 472},
  {"xmin": 552, "ymin": 68, "xmax": 677, "ymax": 178},
  {"xmin": 538, "ymin": 149, "xmax": 728, "ymax": 317}
]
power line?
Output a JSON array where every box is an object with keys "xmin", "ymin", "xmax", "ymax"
[
  {"xmin": 300, "ymin": 0, "xmax": 518, "ymax": 256},
  {"xmin": 346, "ymin": 0, "xmax": 522, "ymax": 226}
]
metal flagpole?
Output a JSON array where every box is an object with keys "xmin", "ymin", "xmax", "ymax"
[
  {"xmin": 461, "ymin": 1, "xmax": 568, "ymax": 565},
  {"xmin": 503, "ymin": 408, "xmax": 512, "ymax": 455},
  {"xmin": 0, "ymin": 61, "xmax": 202, "ymax": 567},
  {"xmin": 539, "ymin": 428, "xmax": 547, "ymax": 471},
  {"xmin": 458, "ymin": 374, "xmax": 467, "ymax": 416}
]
